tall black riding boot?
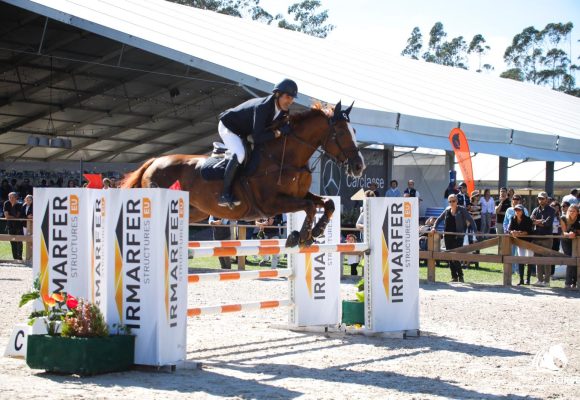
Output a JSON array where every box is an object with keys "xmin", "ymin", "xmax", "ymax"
[{"xmin": 218, "ymin": 155, "xmax": 241, "ymax": 208}]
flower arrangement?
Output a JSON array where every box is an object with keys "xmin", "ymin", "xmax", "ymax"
[{"xmin": 19, "ymin": 277, "xmax": 108, "ymax": 337}]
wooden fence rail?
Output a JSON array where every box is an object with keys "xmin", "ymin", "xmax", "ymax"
[{"xmin": 422, "ymin": 232, "xmax": 580, "ymax": 288}]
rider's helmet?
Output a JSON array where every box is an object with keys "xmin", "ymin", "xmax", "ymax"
[{"xmin": 273, "ymin": 79, "xmax": 298, "ymax": 98}]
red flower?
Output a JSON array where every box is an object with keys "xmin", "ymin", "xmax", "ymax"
[
  {"xmin": 51, "ymin": 292, "xmax": 64, "ymax": 302},
  {"xmin": 43, "ymin": 294, "xmax": 56, "ymax": 307},
  {"xmin": 66, "ymin": 295, "xmax": 79, "ymax": 309}
]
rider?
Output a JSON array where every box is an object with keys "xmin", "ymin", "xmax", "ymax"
[{"xmin": 217, "ymin": 79, "xmax": 298, "ymax": 208}]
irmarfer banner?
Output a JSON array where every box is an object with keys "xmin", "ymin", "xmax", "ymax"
[
  {"xmin": 288, "ymin": 196, "xmax": 341, "ymax": 327},
  {"xmin": 364, "ymin": 197, "xmax": 419, "ymax": 333},
  {"xmin": 104, "ymin": 189, "xmax": 188, "ymax": 366}
]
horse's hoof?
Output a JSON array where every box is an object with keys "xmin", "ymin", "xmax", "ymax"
[
  {"xmin": 285, "ymin": 231, "xmax": 300, "ymax": 248},
  {"xmin": 312, "ymin": 227, "xmax": 323, "ymax": 238},
  {"xmin": 299, "ymin": 238, "xmax": 315, "ymax": 248}
]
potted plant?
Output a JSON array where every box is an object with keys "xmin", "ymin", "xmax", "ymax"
[
  {"xmin": 341, "ymin": 278, "xmax": 365, "ymax": 325},
  {"xmin": 20, "ymin": 279, "xmax": 135, "ymax": 375}
]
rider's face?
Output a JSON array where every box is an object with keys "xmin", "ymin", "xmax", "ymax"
[{"xmin": 277, "ymin": 93, "xmax": 295, "ymax": 111}]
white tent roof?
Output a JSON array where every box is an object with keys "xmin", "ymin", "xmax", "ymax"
[{"xmin": 9, "ymin": 0, "xmax": 580, "ymax": 161}]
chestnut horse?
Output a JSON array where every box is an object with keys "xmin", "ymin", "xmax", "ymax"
[{"xmin": 121, "ymin": 101, "xmax": 365, "ymax": 247}]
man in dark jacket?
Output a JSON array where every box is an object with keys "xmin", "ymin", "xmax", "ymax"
[{"xmin": 217, "ymin": 79, "xmax": 298, "ymax": 208}]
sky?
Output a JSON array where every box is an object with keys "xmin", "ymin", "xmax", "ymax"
[{"xmin": 259, "ymin": 0, "xmax": 580, "ymax": 182}]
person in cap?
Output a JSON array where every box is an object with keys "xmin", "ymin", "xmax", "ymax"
[
  {"xmin": 529, "ymin": 191, "xmax": 556, "ymax": 287},
  {"xmin": 217, "ymin": 78, "xmax": 298, "ymax": 208},
  {"xmin": 508, "ymin": 203, "xmax": 534, "ymax": 285}
]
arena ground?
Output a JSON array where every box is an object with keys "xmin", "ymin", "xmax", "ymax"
[{"xmin": 0, "ymin": 264, "xmax": 578, "ymax": 399}]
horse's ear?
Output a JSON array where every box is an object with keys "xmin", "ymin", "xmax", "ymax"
[
  {"xmin": 334, "ymin": 100, "xmax": 342, "ymax": 114},
  {"xmin": 345, "ymin": 101, "xmax": 354, "ymax": 116}
]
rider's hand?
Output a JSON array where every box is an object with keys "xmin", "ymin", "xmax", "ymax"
[{"xmin": 278, "ymin": 122, "xmax": 292, "ymax": 136}]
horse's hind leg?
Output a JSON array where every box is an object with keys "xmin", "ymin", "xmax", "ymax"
[{"xmin": 306, "ymin": 193, "xmax": 335, "ymax": 238}]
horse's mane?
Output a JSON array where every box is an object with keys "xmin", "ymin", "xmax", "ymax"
[{"xmin": 289, "ymin": 102, "xmax": 333, "ymax": 125}]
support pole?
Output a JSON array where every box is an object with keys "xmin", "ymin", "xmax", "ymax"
[
  {"xmin": 499, "ymin": 157, "xmax": 508, "ymax": 190},
  {"xmin": 545, "ymin": 161, "xmax": 555, "ymax": 197}
]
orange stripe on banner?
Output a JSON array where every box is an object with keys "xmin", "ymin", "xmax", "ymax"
[
  {"xmin": 188, "ymin": 275, "xmax": 200, "ymax": 283},
  {"xmin": 261, "ymin": 300, "xmax": 280, "ymax": 308},
  {"xmin": 188, "ymin": 242, "xmax": 201, "ymax": 248},
  {"xmin": 261, "ymin": 239, "xmax": 280, "ymax": 246},
  {"xmin": 301, "ymin": 245, "xmax": 320, "ymax": 253},
  {"xmin": 221, "ymin": 304, "xmax": 242, "ymax": 313},
  {"xmin": 221, "ymin": 241, "xmax": 241, "ymax": 247},
  {"xmin": 337, "ymin": 244, "xmax": 356, "ymax": 252},
  {"xmin": 259, "ymin": 270, "xmax": 279, "ymax": 278},
  {"xmin": 219, "ymin": 272, "xmax": 241, "ymax": 281},
  {"xmin": 258, "ymin": 246, "xmax": 281, "ymax": 255},
  {"xmin": 213, "ymin": 247, "xmax": 237, "ymax": 257},
  {"xmin": 187, "ymin": 308, "xmax": 201, "ymax": 317}
]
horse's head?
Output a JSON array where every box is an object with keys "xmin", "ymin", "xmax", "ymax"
[{"xmin": 323, "ymin": 101, "xmax": 365, "ymax": 177}]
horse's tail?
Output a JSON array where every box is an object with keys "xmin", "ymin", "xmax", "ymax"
[{"xmin": 119, "ymin": 158, "xmax": 156, "ymax": 188}]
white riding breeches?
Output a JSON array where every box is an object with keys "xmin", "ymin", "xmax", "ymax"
[{"xmin": 218, "ymin": 121, "xmax": 246, "ymax": 163}]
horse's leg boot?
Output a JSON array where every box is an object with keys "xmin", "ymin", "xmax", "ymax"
[{"xmin": 218, "ymin": 155, "xmax": 241, "ymax": 207}]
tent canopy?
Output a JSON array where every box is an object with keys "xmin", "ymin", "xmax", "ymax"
[{"xmin": 1, "ymin": 0, "xmax": 580, "ymax": 163}]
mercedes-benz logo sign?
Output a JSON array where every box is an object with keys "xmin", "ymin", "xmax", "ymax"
[{"xmin": 322, "ymin": 159, "xmax": 342, "ymax": 196}]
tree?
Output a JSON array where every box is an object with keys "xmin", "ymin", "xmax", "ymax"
[
  {"xmin": 501, "ymin": 22, "xmax": 578, "ymax": 97},
  {"xmin": 401, "ymin": 27, "xmax": 423, "ymax": 60},
  {"xmin": 468, "ymin": 34, "xmax": 492, "ymax": 73},
  {"xmin": 276, "ymin": 1, "xmax": 335, "ymax": 38},
  {"xmin": 167, "ymin": 0, "xmax": 334, "ymax": 38},
  {"xmin": 420, "ymin": 22, "xmax": 468, "ymax": 69}
]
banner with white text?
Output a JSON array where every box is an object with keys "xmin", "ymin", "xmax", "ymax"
[
  {"xmin": 288, "ymin": 196, "xmax": 341, "ymax": 326},
  {"xmin": 364, "ymin": 197, "xmax": 419, "ymax": 332},
  {"xmin": 104, "ymin": 189, "xmax": 188, "ymax": 366}
]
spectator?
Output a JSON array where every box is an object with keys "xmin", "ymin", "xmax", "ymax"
[
  {"xmin": 495, "ymin": 187, "xmax": 511, "ymax": 235},
  {"xmin": 385, "ymin": 180, "xmax": 401, "ymax": 197},
  {"xmin": 549, "ymin": 202, "xmax": 562, "ymax": 275},
  {"xmin": 444, "ymin": 181, "xmax": 459, "ymax": 199},
  {"xmin": 256, "ymin": 215, "xmax": 282, "ymax": 268},
  {"xmin": 368, "ymin": 182, "xmax": 380, "ymax": 197},
  {"xmin": 507, "ymin": 187, "xmax": 515, "ymax": 200},
  {"xmin": 479, "ymin": 188, "xmax": 495, "ymax": 240},
  {"xmin": 103, "ymin": 178, "xmax": 112, "ymax": 189},
  {"xmin": 22, "ymin": 194, "xmax": 33, "ymax": 235},
  {"xmin": 431, "ymin": 194, "xmax": 475, "ymax": 283},
  {"xmin": 560, "ymin": 204, "xmax": 580, "ymax": 289},
  {"xmin": 403, "ymin": 180, "xmax": 421, "ymax": 201},
  {"xmin": 3, "ymin": 192, "xmax": 23, "ymax": 260},
  {"xmin": 562, "ymin": 188, "xmax": 579, "ymax": 206},
  {"xmin": 508, "ymin": 204, "xmax": 534, "ymax": 285},
  {"xmin": 40, "ymin": 179, "xmax": 47, "ymax": 187},
  {"xmin": 109, "ymin": 178, "xmax": 118, "ymax": 188},
  {"xmin": 503, "ymin": 194, "xmax": 529, "ymax": 232},
  {"xmin": 469, "ymin": 190, "xmax": 482, "ymax": 239},
  {"xmin": 530, "ymin": 192, "xmax": 556, "ymax": 287},
  {"xmin": 562, "ymin": 201, "xmax": 570, "ymax": 217},
  {"xmin": 67, "ymin": 179, "xmax": 77, "ymax": 188},
  {"xmin": 345, "ymin": 233, "xmax": 361, "ymax": 276},
  {"xmin": 208, "ymin": 215, "xmax": 233, "ymax": 269},
  {"xmin": 503, "ymin": 194, "xmax": 529, "ymax": 278}
]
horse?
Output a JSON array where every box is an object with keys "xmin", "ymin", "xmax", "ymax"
[{"xmin": 121, "ymin": 101, "xmax": 365, "ymax": 247}]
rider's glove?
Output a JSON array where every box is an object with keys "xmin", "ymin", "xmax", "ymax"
[{"xmin": 278, "ymin": 122, "xmax": 292, "ymax": 136}]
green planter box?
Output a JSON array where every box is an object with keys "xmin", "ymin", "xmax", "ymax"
[
  {"xmin": 27, "ymin": 335, "xmax": 135, "ymax": 376},
  {"xmin": 341, "ymin": 300, "xmax": 365, "ymax": 325}
]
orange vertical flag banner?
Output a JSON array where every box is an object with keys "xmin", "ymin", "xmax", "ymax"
[{"xmin": 448, "ymin": 128, "xmax": 475, "ymax": 196}]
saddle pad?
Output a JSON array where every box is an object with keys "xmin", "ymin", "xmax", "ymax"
[
  {"xmin": 200, "ymin": 146, "xmax": 262, "ymax": 181},
  {"xmin": 200, "ymin": 157, "xmax": 228, "ymax": 181}
]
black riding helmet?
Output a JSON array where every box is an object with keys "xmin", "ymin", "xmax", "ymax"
[{"xmin": 273, "ymin": 79, "xmax": 298, "ymax": 98}]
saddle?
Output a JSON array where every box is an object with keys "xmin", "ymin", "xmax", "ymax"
[{"xmin": 200, "ymin": 142, "xmax": 260, "ymax": 181}]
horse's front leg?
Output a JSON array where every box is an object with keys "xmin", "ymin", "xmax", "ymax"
[
  {"xmin": 263, "ymin": 196, "xmax": 316, "ymax": 248},
  {"xmin": 305, "ymin": 193, "xmax": 335, "ymax": 238}
]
